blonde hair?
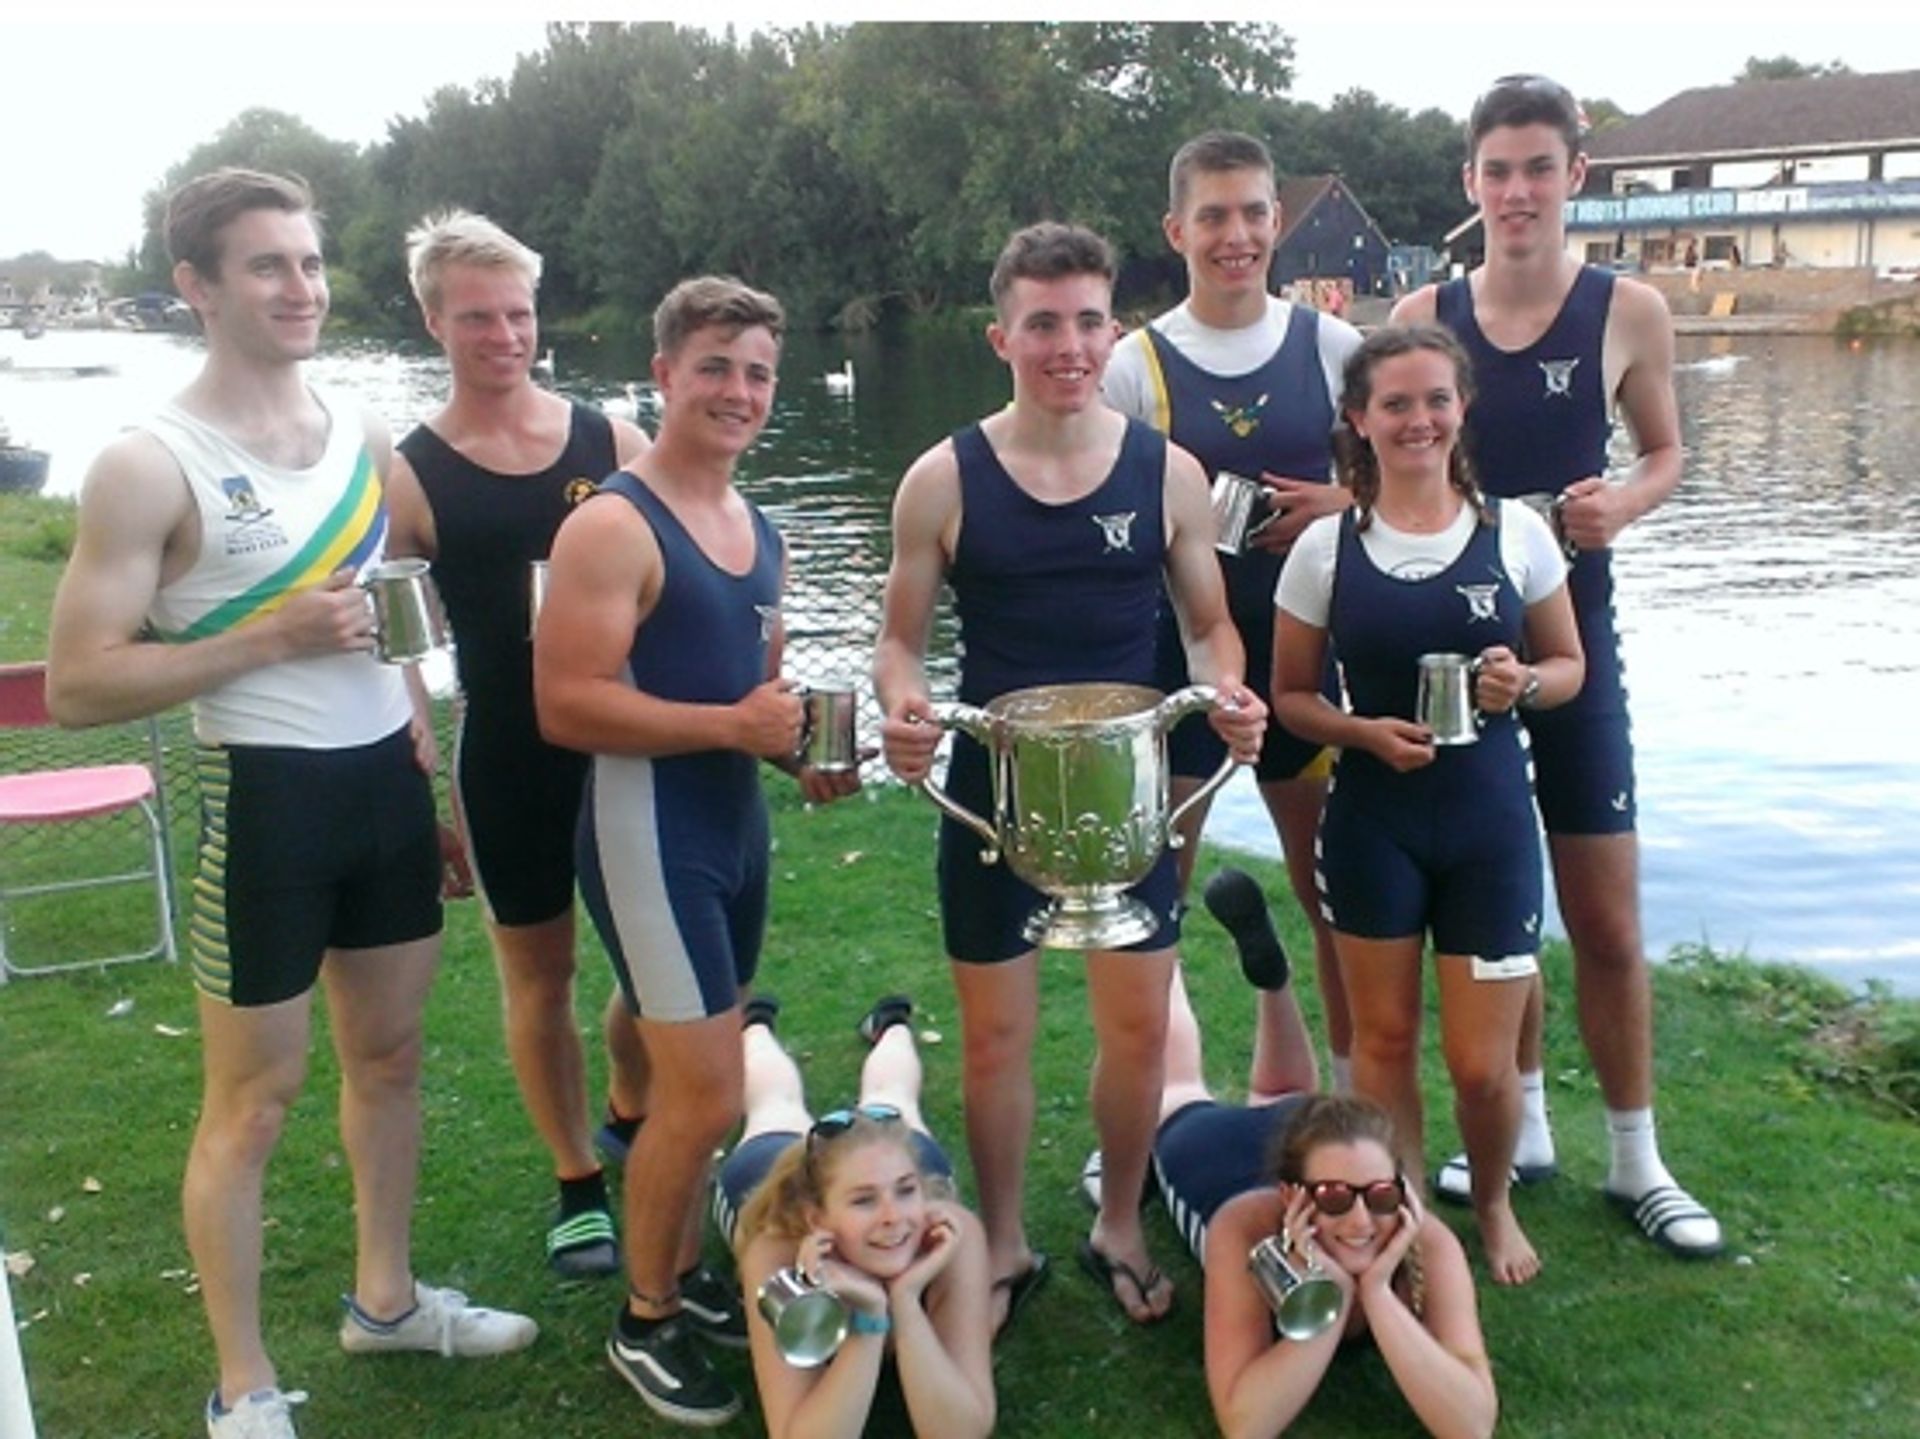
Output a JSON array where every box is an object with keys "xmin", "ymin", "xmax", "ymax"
[
  {"xmin": 405, "ymin": 209, "xmax": 542, "ymax": 315},
  {"xmin": 733, "ymin": 1118, "xmax": 952, "ymax": 1259}
]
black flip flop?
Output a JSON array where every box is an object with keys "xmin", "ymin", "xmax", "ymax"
[
  {"xmin": 991, "ymin": 1251, "xmax": 1050, "ymax": 1341},
  {"xmin": 1076, "ymin": 1238, "xmax": 1173, "ymax": 1325},
  {"xmin": 857, "ymin": 994, "xmax": 913, "ymax": 1045}
]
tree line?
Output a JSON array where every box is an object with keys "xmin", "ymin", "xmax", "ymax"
[{"xmin": 106, "ymin": 22, "xmax": 1691, "ymax": 333}]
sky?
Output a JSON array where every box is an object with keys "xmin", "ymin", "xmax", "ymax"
[{"xmin": 7, "ymin": 2, "xmax": 1918, "ymax": 262}]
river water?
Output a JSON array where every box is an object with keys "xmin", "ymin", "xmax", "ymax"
[{"xmin": 4, "ymin": 324, "xmax": 1916, "ymax": 993}]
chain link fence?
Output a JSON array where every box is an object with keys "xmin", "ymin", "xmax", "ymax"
[{"xmin": 2, "ymin": 561, "xmax": 940, "ymax": 972}]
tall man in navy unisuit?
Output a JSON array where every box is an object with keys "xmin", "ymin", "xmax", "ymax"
[
  {"xmin": 535, "ymin": 276, "xmax": 861, "ymax": 1427},
  {"xmin": 1104, "ymin": 129, "xmax": 1364, "ymax": 1098},
  {"xmin": 877, "ymin": 223, "xmax": 1267, "ymax": 1331},
  {"xmin": 1394, "ymin": 74, "xmax": 1721, "ymax": 1258},
  {"xmin": 385, "ymin": 209, "xmax": 652, "ymax": 1281}
]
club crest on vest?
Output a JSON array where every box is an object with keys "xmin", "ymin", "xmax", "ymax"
[
  {"xmin": 1092, "ymin": 511, "xmax": 1137, "ymax": 554},
  {"xmin": 754, "ymin": 603, "xmax": 780, "ymax": 643},
  {"xmin": 1456, "ymin": 582, "xmax": 1502, "ymax": 623},
  {"xmin": 1538, "ymin": 358, "xmax": 1579, "ymax": 398}
]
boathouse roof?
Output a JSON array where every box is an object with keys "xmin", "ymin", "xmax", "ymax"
[{"xmin": 1585, "ymin": 69, "xmax": 1920, "ymax": 165}]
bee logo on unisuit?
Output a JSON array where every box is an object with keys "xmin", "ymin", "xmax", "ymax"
[{"xmin": 1210, "ymin": 393, "xmax": 1270, "ymax": 438}]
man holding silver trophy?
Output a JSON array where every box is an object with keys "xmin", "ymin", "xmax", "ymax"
[{"xmin": 876, "ymin": 222, "xmax": 1267, "ymax": 1331}]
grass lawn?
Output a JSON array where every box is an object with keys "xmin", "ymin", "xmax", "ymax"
[
  {"xmin": 4, "ymin": 782, "xmax": 1917, "ymax": 1438},
  {"xmin": 4, "ymin": 491, "xmax": 1916, "ymax": 1436}
]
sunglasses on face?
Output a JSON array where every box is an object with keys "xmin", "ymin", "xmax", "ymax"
[
  {"xmin": 807, "ymin": 1103, "xmax": 903, "ymax": 1153},
  {"xmin": 1304, "ymin": 1176, "xmax": 1406, "ymax": 1217}
]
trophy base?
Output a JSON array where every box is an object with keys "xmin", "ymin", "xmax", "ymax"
[{"xmin": 1022, "ymin": 893, "xmax": 1158, "ymax": 950}]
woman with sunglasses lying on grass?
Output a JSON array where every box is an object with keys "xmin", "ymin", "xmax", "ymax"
[
  {"xmin": 715, "ymin": 995, "xmax": 996, "ymax": 1439},
  {"xmin": 1153, "ymin": 965, "xmax": 1496, "ymax": 1439}
]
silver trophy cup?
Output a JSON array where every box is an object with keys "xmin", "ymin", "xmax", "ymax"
[
  {"xmin": 1515, "ymin": 491, "xmax": 1581, "ymax": 562},
  {"xmin": 361, "ymin": 558, "xmax": 450, "ymax": 665},
  {"xmin": 1248, "ymin": 1234, "xmax": 1343, "ymax": 1341},
  {"xmin": 918, "ymin": 682, "xmax": 1240, "ymax": 949},
  {"xmin": 1414, "ymin": 652, "xmax": 1484, "ymax": 746},
  {"xmin": 756, "ymin": 1267, "xmax": 849, "ymax": 1368}
]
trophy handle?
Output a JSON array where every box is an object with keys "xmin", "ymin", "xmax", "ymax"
[
  {"xmin": 916, "ymin": 702, "xmax": 1001, "ymax": 865},
  {"xmin": 1159, "ymin": 684, "xmax": 1240, "ymax": 848}
]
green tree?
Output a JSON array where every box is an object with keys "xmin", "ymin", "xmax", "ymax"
[{"xmin": 1736, "ymin": 56, "xmax": 1853, "ymax": 82}]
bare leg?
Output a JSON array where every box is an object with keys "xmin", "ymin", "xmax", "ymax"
[
  {"xmin": 858, "ymin": 1022, "xmax": 928, "ymax": 1134},
  {"xmin": 739, "ymin": 1023, "xmax": 810, "ymax": 1142},
  {"xmin": 1248, "ymin": 986, "xmax": 1321, "ymax": 1100},
  {"xmin": 623, "ymin": 1011, "xmax": 745, "ymax": 1317},
  {"xmin": 1435, "ymin": 955, "xmax": 1538, "ymax": 1286},
  {"xmin": 1336, "ymin": 933, "xmax": 1427, "ymax": 1186},
  {"xmin": 1158, "ymin": 965, "xmax": 1214, "ymax": 1123},
  {"xmin": 1084, "ymin": 946, "xmax": 1175, "ymax": 1322},
  {"xmin": 323, "ymin": 935, "xmax": 440, "ymax": 1319},
  {"xmin": 1548, "ymin": 833, "xmax": 1652, "ymax": 1112},
  {"xmin": 185, "ymin": 992, "xmax": 311, "ymax": 1406},
  {"xmin": 489, "ymin": 910, "xmax": 598, "ymax": 1178},
  {"xmin": 950, "ymin": 954, "xmax": 1039, "ymax": 1284},
  {"xmin": 603, "ymin": 989, "xmax": 650, "ymax": 1122},
  {"xmin": 1260, "ymin": 773, "xmax": 1350, "ymax": 1065}
]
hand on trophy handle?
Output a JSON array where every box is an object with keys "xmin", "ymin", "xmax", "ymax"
[
  {"xmin": 881, "ymin": 694, "xmax": 941, "ymax": 783},
  {"xmin": 1208, "ymin": 679, "xmax": 1269, "ymax": 765}
]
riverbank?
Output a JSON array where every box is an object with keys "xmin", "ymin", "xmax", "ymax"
[{"xmin": 2, "ymin": 784, "xmax": 1916, "ymax": 1438}]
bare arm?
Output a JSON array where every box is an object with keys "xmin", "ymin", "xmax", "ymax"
[
  {"xmin": 1204, "ymin": 1191, "xmax": 1344, "ymax": 1439},
  {"xmin": 384, "ymin": 449, "xmax": 438, "ymax": 561},
  {"xmin": 610, "ymin": 416, "xmax": 652, "ymax": 467},
  {"xmin": 532, "ymin": 494, "xmax": 801, "ymax": 759},
  {"xmin": 1360, "ymin": 1214, "xmax": 1497, "ymax": 1439},
  {"xmin": 1561, "ymin": 276, "xmax": 1682, "ymax": 549},
  {"xmin": 1474, "ymin": 580, "xmax": 1584, "ymax": 716},
  {"xmin": 890, "ymin": 1204, "xmax": 995, "ymax": 1439},
  {"xmin": 46, "ymin": 431, "xmax": 372, "ymax": 727},
  {"xmin": 1388, "ymin": 286, "xmax": 1439, "ymax": 327},
  {"xmin": 873, "ymin": 443, "xmax": 959, "ymax": 784},
  {"xmin": 1162, "ymin": 443, "xmax": 1266, "ymax": 758},
  {"xmin": 1272, "ymin": 610, "xmax": 1435, "ymax": 774},
  {"xmin": 739, "ymin": 1234, "xmax": 886, "ymax": 1439}
]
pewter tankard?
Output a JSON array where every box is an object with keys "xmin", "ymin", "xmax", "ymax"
[
  {"xmin": 918, "ymin": 682, "xmax": 1240, "ymax": 949},
  {"xmin": 361, "ymin": 558, "xmax": 450, "ymax": 665},
  {"xmin": 1415, "ymin": 652, "xmax": 1483, "ymax": 746},
  {"xmin": 755, "ymin": 1267, "xmax": 849, "ymax": 1368},
  {"xmin": 1211, "ymin": 471, "xmax": 1277, "ymax": 555},
  {"xmin": 798, "ymin": 681, "xmax": 860, "ymax": 774},
  {"xmin": 527, "ymin": 559, "xmax": 550, "ymax": 639},
  {"xmin": 1248, "ymin": 1233, "xmax": 1343, "ymax": 1341}
]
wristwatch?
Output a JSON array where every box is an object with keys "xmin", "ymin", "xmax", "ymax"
[{"xmin": 1518, "ymin": 667, "xmax": 1543, "ymax": 710}]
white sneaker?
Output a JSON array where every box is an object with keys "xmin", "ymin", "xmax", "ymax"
[
  {"xmin": 206, "ymin": 1387, "xmax": 305, "ymax": 1438},
  {"xmin": 339, "ymin": 1281, "xmax": 538, "ymax": 1357}
]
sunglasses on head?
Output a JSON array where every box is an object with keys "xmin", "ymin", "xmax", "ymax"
[
  {"xmin": 807, "ymin": 1103, "xmax": 903, "ymax": 1152},
  {"xmin": 1477, "ymin": 74, "xmax": 1588, "ymax": 131},
  {"xmin": 1304, "ymin": 1176, "xmax": 1405, "ymax": 1217}
]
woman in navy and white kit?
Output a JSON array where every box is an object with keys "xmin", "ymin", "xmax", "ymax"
[{"xmin": 1272, "ymin": 326, "xmax": 1584, "ymax": 1287}]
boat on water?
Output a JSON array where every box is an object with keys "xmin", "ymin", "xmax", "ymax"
[{"xmin": 0, "ymin": 420, "xmax": 51, "ymax": 495}]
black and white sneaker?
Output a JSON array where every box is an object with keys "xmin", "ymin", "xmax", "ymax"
[
  {"xmin": 607, "ymin": 1313, "xmax": 741, "ymax": 1428},
  {"xmin": 678, "ymin": 1265, "xmax": 748, "ymax": 1349}
]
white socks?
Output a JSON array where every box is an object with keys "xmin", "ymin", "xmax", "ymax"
[
  {"xmin": 1328, "ymin": 1053, "xmax": 1353, "ymax": 1094},
  {"xmin": 1605, "ymin": 1106, "xmax": 1675, "ymax": 1198},
  {"xmin": 1516, "ymin": 1069, "xmax": 1557, "ymax": 1170}
]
